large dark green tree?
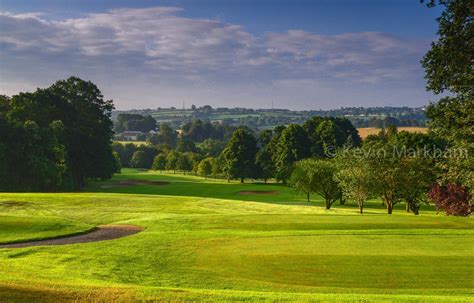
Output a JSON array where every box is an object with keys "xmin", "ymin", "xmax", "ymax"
[
  {"xmin": 221, "ymin": 128, "xmax": 258, "ymax": 183},
  {"xmin": 422, "ymin": 0, "xmax": 473, "ymax": 188},
  {"xmin": 2, "ymin": 77, "xmax": 116, "ymax": 190},
  {"xmin": 47, "ymin": 77, "xmax": 116, "ymax": 188},
  {"xmin": 273, "ymin": 124, "xmax": 309, "ymax": 183}
]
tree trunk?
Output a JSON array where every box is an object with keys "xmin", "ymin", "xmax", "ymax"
[
  {"xmin": 307, "ymin": 193, "xmax": 310, "ymax": 202},
  {"xmin": 358, "ymin": 200, "xmax": 364, "ymax": 214},
  {"xmin": 406, "ymin": 203, "xmax": 410, "ymax": 212},
  {"xmin": 326, "ymin": 199, "xmax": 331, "ymax": 209},
  {"xmin": 240, "ymin": 178, "xmax": 244, "ymax": 183},
  {"xmin": 387, "ymin": 202, "xmax": 393, "ymax": 214}
]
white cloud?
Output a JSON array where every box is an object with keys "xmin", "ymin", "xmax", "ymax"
[{"xmin": 0, "ymin": 7, "xmax": 433, "ymax": 109}]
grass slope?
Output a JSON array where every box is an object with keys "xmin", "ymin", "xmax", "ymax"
[{"xmin": 0, "ymin": 169, "xmax": 472, "ymax": 302}]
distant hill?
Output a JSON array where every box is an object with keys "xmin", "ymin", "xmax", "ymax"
[{"xmin": 113, "ymin": 106, "xmax": 427, "ymax": 131}]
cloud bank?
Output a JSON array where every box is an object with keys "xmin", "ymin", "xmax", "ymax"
[{"xmin": 0, "ymin": 7, "xmax": 433, "ymax": 109}]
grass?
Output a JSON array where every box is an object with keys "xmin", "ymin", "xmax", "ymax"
[
  {"xmin": 0, "ymin": 168, "xmax": 472, "ymax": 302},
  {"xmin": 358, "ymin": 127, "xmax": 428, "ymax": 139},
  {"xmin": 114, "ymin": 141, "xmax": 148, "ymax": 146}
]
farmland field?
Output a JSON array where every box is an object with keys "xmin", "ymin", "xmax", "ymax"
[
  {"xmin": 358, "ymin": 127, "xmax": 428, "ymax": 139},
  {"xmin": 0, "ymin": 169, "xmax": 472, "ymax": 302}
]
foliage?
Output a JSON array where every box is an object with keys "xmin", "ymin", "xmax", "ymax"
[
  {"xmin": 289, "ymin": 159, "xmax": 319, "ymax": 202},
  {"xmin": 221, "ymin": 129, "xmax": 258, "ymax": 182},
  {"xmin": 115, "ymin": 114, "xmax": 156, "ymax": 133},
  {"xmin": 422, "ymin": 0, "xmax": 474, "ymax": 189},
  {"xmin": 1, "ymin": 77, "xmax": 116, "ymax": 190},
  {"xmin": 428, "ymin": 183, "xmax": 472, "ymax": 216},
  {"xmin": 151, "ymin": 153, "xmax": 167, "ymax": 171},
  {"xmin": 198, "ymin": 157, "xmax": 215, "ymax": 179},
  {"xmin": 335, "ymin": 153, "xmax": 375, "ymax": 214},
  {"xmin": 302, "ymin": 159, "xmax": 342, "ymax": 209},
  {"xmin": 273, "ymin": 124, "xmax": 309, "ymax": 183},
  {"xmin": 176, "ymin": 153, "xmax": 193, "ymax": 174},
  {"xmin": 166, "ymin": 150, "xmax": 180, "ymax": 173},
  {"xmin": 200, "ymin": 138, "xmax": 225, "ymax": 157},
  {"xmin": 129, "ymin": 151, "xmax": 148, "ymax": 169},
  {"xmin": 112, "ymin": 152, "xmax": 122, "ymax": 173},
  {"xmin": 148, "ymin": 123, "xmax": 178, "ymax": 147}
]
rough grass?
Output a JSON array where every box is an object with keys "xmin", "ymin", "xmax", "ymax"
[{"xmin": 0, "ymin": 169, "xmax": 472, "ymax": 302}]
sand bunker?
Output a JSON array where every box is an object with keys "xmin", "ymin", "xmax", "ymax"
[
  {"xmin": 0, "ymin": 225, "xmax": 143, "ymax": 249},
  {"xmin": 237, "ymin": 190, "xmax": 278, "ymax": 195},
  {"xmin": 101, "ymin": 179, "xmax": 170, "ymax": 188}
]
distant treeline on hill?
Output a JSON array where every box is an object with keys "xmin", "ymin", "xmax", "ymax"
[{"xmin": 112, "ymin": 105, "xmax": 427, "ymax": 134}]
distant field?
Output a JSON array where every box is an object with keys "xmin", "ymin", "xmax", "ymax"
[
  {"xmin": 114, "ymin": 140, "xmax": 148, "ymax": 146},
  {"xmin": 358, "ymin": 127, "xmax": 428, "ymax": 139},
  {"xmin": 0, "ymin": 168, "xmax": 472, "ymax": 302}
]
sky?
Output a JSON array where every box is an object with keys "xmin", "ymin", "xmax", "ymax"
[{"xmin": 0, "ymin": 0, "xmax": 444, "ymax": 110}]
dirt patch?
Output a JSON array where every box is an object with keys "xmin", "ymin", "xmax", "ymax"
[
  {"xmin": 0, "ymin": 225, "xmax": 144, "ymax": 249},
  {"xmin": 0, "ymin": 201, "xmax": 32, "ymax": 208},
  {"xmin": 101, "ymin": 179, "xmax": 170, "ymax": 188},
  {"xmin": 237, "ymin": 190, "xmax": 278, "ymax": 195}
]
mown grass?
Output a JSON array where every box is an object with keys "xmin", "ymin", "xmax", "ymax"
[{"xmin": 0, "ymin": 169, "xmax": 472, "ymax": 302}]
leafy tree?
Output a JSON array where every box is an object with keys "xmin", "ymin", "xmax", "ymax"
[
  {"xmin": 112, "ymin": 151, "xmax": 122, "ymax": 173},
  {"xmin": 176, "ymin": 139, "xmax": 198, "ymax": 153},
  {"xmin": 422, "ymin": 0, "xmax": 474, "ymax": 188},
  {"xmin": 129, "ymin": 151, "xmax": 148, "ymax": 169},
  {"xmin": 198, "ymin": 157, "xmax": 214, "ymax": 179},
  {"xmin": 304, "ymin": 117, "xmax": 361, "ymax": 157},
  {"xmin": 177, "ymin": 153, "xmax": 193, "ymax": 174},
  {"xmin": 47, "ymin": 77, "xmax": 116, "ymax": 188},
  {"xmin": 364, "ymin": 141, "xmax": 405, "ymax": 214},
  {"xmin": 112, "ymin": 142, "xmax": 137, "ymax": 167},
  {"xmin": 255, "ymin": 146, "xmax": 274, "ymax": 183},
  {"xmin": 429, "ymin": 183, "xmax": 472, "ymax": 216},
  {"xmin": 200, "ymin": 138, "xmax": 225, "ymax": 157},
  {"xmin": 273, "ymin": 124, "xmax": 309, "ymax": 183},
  {"xmin": 221, "ymin": 128, "xmax": 258, "ymax": 183},
  {"xmin": 151, "ymin": 153, "xmax": 167, "ymax": 172},
  {"xmin": 166, "ymin": 150, "xmax": 180, "ymax": 173},
  {"xmin": 148, "ymin": 123, "xmax": 178, "ymax": 147},
  {"xmin": 309, "ymin": 159, "xmax": 342, "ymax": 209},
  {"xmin": 335, "ymin": 153, "xmax": 374, "ymax": 214},
  {"xmin": 422, "ymin": 0, "xmax": 473, "ymax": 96},
  {"xmin": 289, "ymin": 159, "xmax": 318, "ymax": 202},
  {"xmin": 398, "ymin": 157, "xmax": 437, "ymax": 215}
]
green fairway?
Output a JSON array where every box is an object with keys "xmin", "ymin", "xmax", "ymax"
[{"xmin": 0, "ymin": 169, "xmax": 472, "ymax": 302}]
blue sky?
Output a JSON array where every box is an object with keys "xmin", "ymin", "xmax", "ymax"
[{"xmin": 0, "ymin": 0, "xmax": 444, "ymax": 110}]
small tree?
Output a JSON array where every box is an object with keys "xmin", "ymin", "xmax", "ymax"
[
  {"xmin": 335, "ymin": 155, "xmax": 374, "ymax": 214},
  {"xmin": 255, "ymin": 146, "xmax": 274, "ymax": 183},
  {"xmin": 198, "ymin": 157, "xmax": 214, "ymax": 179},
  {"xmin": 294, "ymin": 159, "xmax": 342, "ymax": 209},
  {"xmin": 112, "ymin": 151, "xmax": 122, "ymax": 173},
  {"xmin": 289, "ymin": 159, "xmax": 317, "ymax": 202},
  {"xmin": 166, "ymin": 151, "xmax": 180, "ymax": 173},
  {"xmin": 428, "ymin": 184, "xmax": 472, "ymax": 216},
  {"xmin": 129, "ymin": 151, "xmax": 148, "ymax": 169},
  {"xmin": 151, "ymin": 153, "xmax": 167, "ymax": 172},
  {"xmin": 398, "ymin": 157, "xmax": 437, "ymax": 215},
  {"xmin": 177, "ymin": 153, "xmax": 193, "ymax": 175}
]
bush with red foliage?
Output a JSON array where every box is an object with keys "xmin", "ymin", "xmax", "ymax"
[{"xmin": 428, "ymin": 184, "xmax": 472, "ymax": 216}]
